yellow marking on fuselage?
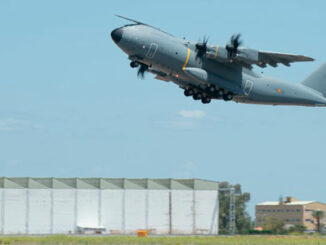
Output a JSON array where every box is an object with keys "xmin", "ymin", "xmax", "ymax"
[
  {"xmin": 214, "ymin": 45, "xmax": 219, "ymax": 58},
  {"xmin": 182, "ymin": 48, "xmax": 191, "ymax": 70}
]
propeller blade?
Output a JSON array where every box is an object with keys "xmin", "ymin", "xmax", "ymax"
[
  {"xmin": 233, "ymin": 34, "xmax": 242, "ymax": 49},
  {"xmin": 195, "ymin": 36, "xmax": 209, "ymax": 60},
  {"xmin": 226, "ymin": 33, "xmax": 242, "ymax": 58}
]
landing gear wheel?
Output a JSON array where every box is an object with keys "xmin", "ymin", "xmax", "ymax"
[
  {"xmin": 201, "ymin": 97, "xmax": 211, "ymax": 104},
  {"xmin": 184, "ymin": 90, "xmax": 191, "ymax": 97},
  {"xmin": 193, "ymin": 93, "xmax": 202, "ymax": 100},
  {"xmin": 184, "ymin": 89, "xmax": 194, "ymax": 97},
  {"xmin": 223, "ymin": 93, "xmax": 233, "ymax": 101},
  {"xmin": 217, "ymin": 90, "xmax": 224, "ymax": 97},
  {"xmin": 209, "ymin": 87, "xmax": 215, "ymax": 93},
  {"xmin": 130, "ymin": 61, "xmax": 139, "ymax": 68}
]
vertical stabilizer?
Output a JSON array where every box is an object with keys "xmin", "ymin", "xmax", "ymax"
[{"xmin": 302, "ymin": 63, "xmax": 326, "ymax": 97}]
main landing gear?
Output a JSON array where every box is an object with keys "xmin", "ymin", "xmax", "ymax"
[
  {"xmin": 184, "ymin": 89, "xmax": 194, "ymax": 97},
  {"xmin": 183, "ymin": 87, "xmax": 233, "ymax": 104},
  {"xmin": 223, "ymin": 93, "xmax": 233, "ymax": 101},
  {"xmin": 201, "ymin": 97, "xmax": 211, "ymax": 104},
  {"xmin": 184, "ymin": 88, "xmax": 211, "ymax": 104},
  {"xmin": 193, "ymin": 93, "xmax": 202, "ymax": 100}
]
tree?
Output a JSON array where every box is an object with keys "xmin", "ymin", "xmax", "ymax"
[
  {"xmin": 312, "ymin": 210, "xmax": 324, "ymax": 233},
  {"xmin": 262, "ymin": 217, "xmax": 285, "ymax": 234},
  {"xmin": 218, "ymin": 182, "xmax": 251, "ymax": 234},
  {"xmin": 288, "ymin": 224, "xmax": 306, "ymax": 233}
]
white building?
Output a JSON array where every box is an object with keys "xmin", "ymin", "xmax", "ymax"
[{"xmin": 0, "ymin": 178, "xmax": 219, "ymax": 235}]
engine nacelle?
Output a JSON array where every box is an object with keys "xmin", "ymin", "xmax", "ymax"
[
  {"xmin": 206, "ymin": 46, "xmax": 259, "ymax": 64},
  {"xmin": 237, "ymin": 47, "xmax": 259, "ymax": 63}
]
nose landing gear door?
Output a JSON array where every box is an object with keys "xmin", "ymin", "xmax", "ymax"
[{"xmin": 146, "ymin": 43, "xmax": 158, "ymax": 59}]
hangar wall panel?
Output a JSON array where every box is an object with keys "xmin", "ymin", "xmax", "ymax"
[
  {"xmin": 125, "ymin": 190, "xmax": 146, "ymax": 233},
  {"xmin": 29, "ymin": 189, "xmax": 51, "ymax": 234},
  {"xmin": 101, "ymin": 190, "xmax": 123, "ymax": 234},
  {"xmin": 4, "ymin": 189, "xmax": 26, "ymax": 234},
  {"xmin": 148, "ymin": 190, "xmax": 169, "ymax": 234},
  {"xmin": 0, "ymin": 178, "xmax": 219, "ymax": 235},
  {"xmin": 195, "ymin": 190, "xmax": 218, "ymax": 234},
  {"xmin": 77, "ymin": 190, "xmax": 99, "ymax": 227},
  {"xmin": 53, "ymin": 189, "xmax": 75, "ymax": 234},
  {"xmin": 171, "ymin": 190, "xmax": 193, "ymax": 234}
]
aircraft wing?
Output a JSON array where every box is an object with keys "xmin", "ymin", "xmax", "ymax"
[
  {"xmin": 206, "ymin": 46, "xmax": 314, "ymax": 69},
  {"xmin": 257, "ymin": 51, "xmax": 314, "ymax": 67}
]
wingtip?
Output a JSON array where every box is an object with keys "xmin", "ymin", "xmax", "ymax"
[{"xmin": 303, "ymin": 56, "xmax": 315, "ymax": 62}]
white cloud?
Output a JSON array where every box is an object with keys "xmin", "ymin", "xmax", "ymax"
[
  {"xmin": 167, "ymin": 120, "xmax": 196, "ymax": 130},
  {"xmin": 0, "ymin": 118, "xmax": 20, "ymax": 131},
  {"xmin": 0, "ymin": 118, "xmax": 43, "ymax": 131},
  {"xmin": 155, "ymin": 110, "xmax": 213, "ymax": 130},
  {"xmin": 179, "ymin": 110, "xmax": 206, "ymax": 119}
]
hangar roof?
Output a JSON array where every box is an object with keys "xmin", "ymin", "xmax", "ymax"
[{"xmin": 0, "ymin": 178, "xmax": 219, "ymax": 190}]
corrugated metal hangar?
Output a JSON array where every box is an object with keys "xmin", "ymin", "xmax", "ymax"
[{"xmin": 0, "ymin": 178, "xmax": 219, "ymax": 235}]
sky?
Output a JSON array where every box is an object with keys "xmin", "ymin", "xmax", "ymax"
[{"xmin": 0, "ymin": 0, "xmax": 326, "ymax": 217}]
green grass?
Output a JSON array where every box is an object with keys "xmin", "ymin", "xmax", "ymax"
[{"xmin": 0, "ymin": 235, "xmax": 326, "ymax": 245}]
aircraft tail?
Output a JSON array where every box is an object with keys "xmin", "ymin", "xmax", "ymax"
[{"xmin": 302, "ymin": 62, "xmax": 326, "ymax": 97}]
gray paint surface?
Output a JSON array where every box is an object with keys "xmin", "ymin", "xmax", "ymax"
[{"xmin": 111, "ymin": 17, "xmax": 326, "ymax": 107}]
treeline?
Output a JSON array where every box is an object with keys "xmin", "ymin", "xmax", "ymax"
[{"xmin": 218, "ymin": 181, "xmax": 252, "ymax": 234}]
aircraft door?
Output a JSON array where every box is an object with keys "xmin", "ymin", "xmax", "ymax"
[
  {"xmin": 243, "ymin": 80, "xmax": 254, "ymax": 96},
  {"xmin": 146, "ymin": 43, "xmax": 158, "ymax": 58}
]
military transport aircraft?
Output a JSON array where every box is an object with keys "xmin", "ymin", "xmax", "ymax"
[{"xmin": 111, "ymin": 15, "xmax": 326, "ymax": 106}]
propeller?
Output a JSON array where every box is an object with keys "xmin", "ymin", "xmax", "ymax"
[
  {"xmin": 137, "ymin": 63, "xmax": 148, "ymax": 78},
  {"xmin": 195, "ymin": 36, "xmax": 209, "ymax": 60},
  {"xmin": 225, "ymin": 34, "xmax": 242, "ymax": 58}
]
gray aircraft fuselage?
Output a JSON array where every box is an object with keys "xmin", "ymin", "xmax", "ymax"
[{"xmin": 111, "ymin": 23, "xmax": 326, "ymax": 107}]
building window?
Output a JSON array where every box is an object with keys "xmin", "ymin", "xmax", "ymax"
[
  {"xmin": 296, "ymin": 209, "xmax": 300, "ymax": 212},
  {"xmin": 277, "ymin": 209, "xmax": 280, "ymax": 212},
  {"xmin": 272, "ymin": 210, "xmax": 276, "ymax": 212}
]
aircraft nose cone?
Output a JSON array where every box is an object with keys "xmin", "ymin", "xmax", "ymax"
[{"xmin": 111, "ymin": 28, "xmax": 123, "ymax": 44}]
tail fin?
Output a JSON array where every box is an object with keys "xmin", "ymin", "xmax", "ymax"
[{"xmin": 302, "ymin": 62, "xmax": 326, "ymax": 97}]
